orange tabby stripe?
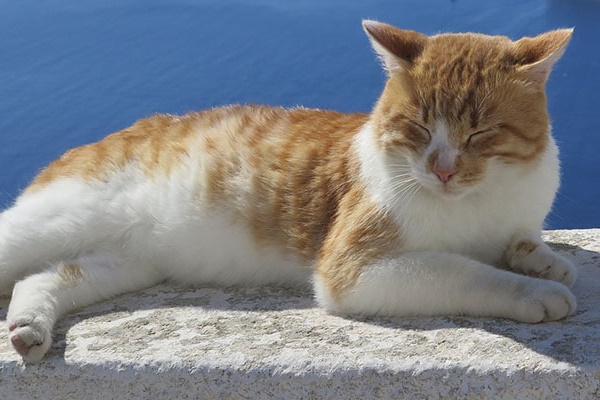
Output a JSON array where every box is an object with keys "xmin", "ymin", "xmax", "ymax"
[
  {"xmin": 316, "ymin": 188, "xmax": 401, "ymax": 299},
  {"xmin": 199, "ymin": 106, "xmax": 373, "ymax": 260}
]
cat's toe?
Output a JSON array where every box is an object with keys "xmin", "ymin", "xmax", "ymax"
[
  {"xmin": 527, "ymin": 255, "xmax": 577, "ymax": 287},
  {"xmin": 515, "ymin": 280, "xmax": 576, "ymax": 323},
  {"xmin": 8, "ymin": 317, "xmax": 52, "ymax": 363},
  {"xmin": 513, "ymin": 247, "xmax": 577, "ymax": 287},
  {"xmin": 11, "ymin": 334, "xmax": 32, "ymax": 356},
  {"xmin": 547, "ymin": 255, "xmax": 577, "ymax": 287}
]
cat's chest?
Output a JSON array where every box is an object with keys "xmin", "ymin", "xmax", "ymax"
[{"xmin": 397, "ymin": 193, "xmax": 521, "ymax": 263}]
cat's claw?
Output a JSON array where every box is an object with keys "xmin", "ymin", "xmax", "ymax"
[
  {"xmin": 513, "ymin": 279, "xmax": 576, "ymax": 323},
  {"xmin": 7, "ymin": 315, "xmax": 52, "ymax": 363}
]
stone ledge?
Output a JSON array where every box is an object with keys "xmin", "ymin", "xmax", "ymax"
[{"xmin": 1, "ymin": 229, "xmax": 599, "ymax": 399}]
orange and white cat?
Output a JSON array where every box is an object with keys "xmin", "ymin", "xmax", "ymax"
[{"xmin": 1, "ymin": 21, "xmax": 577, "ymax": 362}]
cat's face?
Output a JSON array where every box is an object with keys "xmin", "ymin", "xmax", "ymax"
[{"xmin": 364, "ymin": 22, "xmax": 572, "ymax": 199}]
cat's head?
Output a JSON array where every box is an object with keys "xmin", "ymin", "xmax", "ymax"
[{"xmin": 363, "ymin": 21, "xmax": 572, "ymax": 199}]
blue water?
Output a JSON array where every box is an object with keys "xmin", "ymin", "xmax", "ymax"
[{"xmin": 0, "ymin": 0, "xmax": 598, "ymax": 228}]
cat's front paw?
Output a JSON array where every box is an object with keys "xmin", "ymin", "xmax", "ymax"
[
  {"xmin": 512, "ymin": 279, "xmax": 576, "ymax": 323},
  {"xmin": 509, "ymin": 241, "xmax": 577, "ymax": 287},
  {"xmin": 7, "ymin": 313, "xmax": 52, "ymax": 363}
]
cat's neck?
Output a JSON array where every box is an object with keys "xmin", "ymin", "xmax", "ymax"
[{"xmin": 354, "ymin": 122, "xmax": 393, "ymax": 207}]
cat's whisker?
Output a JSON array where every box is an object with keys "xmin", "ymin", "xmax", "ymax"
[
  {"xmin": 389, "ymin": 179, "xmax": 419, "ymax": 192},
  {"xmin": 388, "ymin": 175, "xmax": 419, "ymax": 188},
  {"xmin": 388, "ymin": 182, "xmax": 418, "ymax": 196},
  {"xmin": 403, "ymin": 184, "xmax": 422, "ymax": 207},
  {"xmin": 386, "ymin": 167, "xmax": 413, "ymax": 174},
  {"xmin": 389, "ymin": 180, "xmax": 421, "ymax": 209},
  {"xmin": 389, "ymin": 176, "xmax": 417, "ymax": 184},
  {"xmin": 387, "ymin": 169, "xmax": 413, "ymax": 175},
  {"xmin": 390, "ymin": 170, "xmax": 416, "ymax": 179}
]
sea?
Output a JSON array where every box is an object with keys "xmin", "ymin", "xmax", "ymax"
[{"xmin": 1, "ymin": 0, "xmax": 598, "ymax": 228}]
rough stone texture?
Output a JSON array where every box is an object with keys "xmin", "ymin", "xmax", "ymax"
[{"xmin": 0, "ymin": 229, "xmax": 599, "ymax": 399}]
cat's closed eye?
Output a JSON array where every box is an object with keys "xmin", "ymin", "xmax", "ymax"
[
  {"xmin": 409, "ymin": 121, "xmax": 431, "ymax": 140},
  {"xmin": 466, "ymin": 128, "xmax": 495, "ymax": 147}
]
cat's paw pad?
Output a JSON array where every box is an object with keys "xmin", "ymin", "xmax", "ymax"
[
  {"xmin": 7, "ymin": 314, "xmax": 52, "ymax": 363},
  {"xmin": 514, "ymin": 280, "xmax": 576, "ymax": 323},
  {"xmin": 511, "ymin": 244, "xmax": 577, "ymax": 287}
]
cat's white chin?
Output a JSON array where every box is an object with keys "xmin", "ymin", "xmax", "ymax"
[
  {"xmin": 438, "ymin": 186, "xmax": 468, "ymax": 199},
  {"xmin": 418, "ymin": 179, "xmax": 472, "ymax": 200},
  {"xmin": 432, "ymin": 187, "xmax": 470, "ymax": 200}
]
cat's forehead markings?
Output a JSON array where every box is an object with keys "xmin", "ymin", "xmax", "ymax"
[
  {"xmin": 432, "ymin": 119, "xmax": 450, "ymax": 146},
  {"xmin": 426, "ymin": 118, "xmax": 458, "ymax": 164}
]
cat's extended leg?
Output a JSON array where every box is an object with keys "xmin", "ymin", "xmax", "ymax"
[
  {"xmin": 505, "ymin": 233, "xmax": 577, "ymax": 287},
  {"xmin": 7, "ymin": 251, "xmax": 161, "ymax": 363},
  {"xmin": 0, "ymin": 179, "xmax": 120, "ymax": 294},
  {"xmin": 314, "ymin": 251, "xmax": 576, "ymax": 322}
]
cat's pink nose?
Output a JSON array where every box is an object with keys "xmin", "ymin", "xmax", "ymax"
[{"xmin": 433, "ymin": 166, "xmax": 457, "ymax": 183}]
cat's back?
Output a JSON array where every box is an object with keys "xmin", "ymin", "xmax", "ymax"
[
  {"xmin": 25, "ymin": 105, "xmax": 276, "ymax": 191},
  {"xmin": 26, "ymin": 105, "xmax": 366, "ymax": 193}
]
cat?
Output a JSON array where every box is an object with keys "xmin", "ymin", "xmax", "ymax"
[{"xmin": 1, "ymin": 20, "xmax": 577, "ymax": 363}]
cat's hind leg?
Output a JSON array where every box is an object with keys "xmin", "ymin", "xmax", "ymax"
[
  {"xmin": 7, "ymin": 251, "xmax": 161, "ymax": 362},
  {"xmin": 0, "ymin": 179, "xmax": 120, "ymax": 294}
]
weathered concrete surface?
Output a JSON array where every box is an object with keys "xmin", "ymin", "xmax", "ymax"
[{"xmin": 0, "ymin": 229, "xmax": 599, "ymax": 399}]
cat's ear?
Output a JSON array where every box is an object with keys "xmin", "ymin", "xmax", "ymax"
[
  {"xmin": 514, "ymin": 29, "xmax": 573, "ymax": 84},
  {"xmin": 362, "ymin": 20, "xmax": 428, "ymax": 74}
]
